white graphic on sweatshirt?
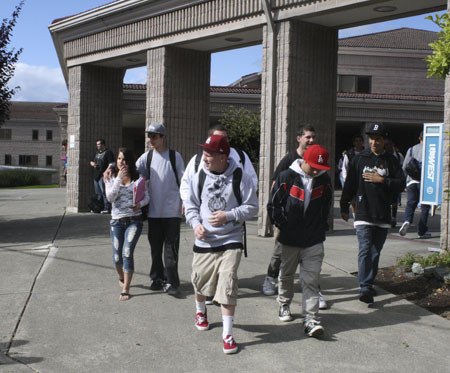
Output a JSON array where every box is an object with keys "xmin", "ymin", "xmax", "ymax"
[
  {"xmin": 206, "ymin": 175, "xmax": 227, "ymax": 212},
  {"xmin": 362, "ymin": 165, "xmax": 388, "ymax": 177}
]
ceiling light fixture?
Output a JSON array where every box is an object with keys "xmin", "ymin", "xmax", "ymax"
[{"xmin": 374, "ymin": 6, "xmax": 397, "ymax": 13}]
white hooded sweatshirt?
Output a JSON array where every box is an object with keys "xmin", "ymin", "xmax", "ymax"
[{"xmin": 184, "ymin": 158, "xmax": 258, "ymax": 250}]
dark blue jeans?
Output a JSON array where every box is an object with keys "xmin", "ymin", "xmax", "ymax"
[
  {"xmin": 94, "ymin": 178, "xmax": 110, "ymax": 211},
  {"xmin": 355, "ymin": 225, "xmax": 388, "ymax": 293},
  {"xmin": 404, "ymin": 183, "xmax": 430, "ymax": 236},
  {"xmin": 147, "ymin": 217, "xmax": 181, "ymax": 288}
]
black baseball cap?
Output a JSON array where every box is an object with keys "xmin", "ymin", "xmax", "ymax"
[{"xmin": 366, "ymin": 123, "xmax": 387, "ymax": 137}]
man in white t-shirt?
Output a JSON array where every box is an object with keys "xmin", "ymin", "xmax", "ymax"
[{"xmin": 136, "ymin": 123, "xmax": 185, "ymax": 296}]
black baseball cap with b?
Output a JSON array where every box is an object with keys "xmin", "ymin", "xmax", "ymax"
[{"xmin": 366, "ymin": 123, "xmax": 387, "ymax": 137}]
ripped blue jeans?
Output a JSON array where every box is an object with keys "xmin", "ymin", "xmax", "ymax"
[{"xmin": 110, "ymin": 217, "xmax": 143, "ymax": 273}]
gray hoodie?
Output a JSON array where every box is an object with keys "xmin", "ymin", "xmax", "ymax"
[{"xmin": 184, "ymin": 158, "xmax": 258, "ymax": 249}]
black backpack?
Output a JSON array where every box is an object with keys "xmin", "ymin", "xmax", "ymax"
[
  {"xmin": 404, "ymin": 148, "xmax": 421, "ymax": 181},
  {"xmin": 141, "ymin": 149, "xmax": 180, "ymax": 216}
]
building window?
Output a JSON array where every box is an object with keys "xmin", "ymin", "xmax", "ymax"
[
  {"xmin": 338, "ymin": 75, "xmax": 371, "ymax": 93},
  {"xmin": 46, "ymin": 130, "xmax": 53, "ymax": 141},
  {"xmin": 46, "ymin": 155, "xmax": 52, "ymax": 166},
  {"xmin": 32, "ymin": 130, "xmax": 39, "ymax": 140},
  {"xmin": 19, "ymin": 155, "xmax": 38, "ymax": 166},
  {"xmin": 0, "ymin": 128, "xmax": 12, "ymax": 140},
  {"xmin": 5, "ymin": 154, "xmax": 12, "ymax": 165}
]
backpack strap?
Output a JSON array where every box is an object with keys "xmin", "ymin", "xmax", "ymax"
[
  {"xmin": 146, "ymin": 150, "xmax": 153, "ymax": 179},
  {"xmin": 235, "ymin": 148, "xmax": 246, "ymax": 167},
  {"xmin": 169, "ymin": 149, "xmax": 180, "ymax": 187},
  {"xmin": 194, "ymin": 151, "xmax": 202, "ymax": 173},
  {"xmin": 232, "ymin": 167, "xmax": 242, "ymax": 205},
  {"xmin": 198, "ymin": 169, "xmax": 207, "ymax": 201}
]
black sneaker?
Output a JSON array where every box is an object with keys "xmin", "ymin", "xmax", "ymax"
[
  {"xmin": 303, "ymin": 318, "xmax": 324, "ymax": 338},
  {"xmin": 359, "ymin": 291, "xmax": 374, "ymax": 304},
  {"xmin": 149, "ymin": 279, "xmax": 164, "ymax": 291},
  {"xmin": 163, "ymin": 283, "xmax": 180, "ymax": 297}
]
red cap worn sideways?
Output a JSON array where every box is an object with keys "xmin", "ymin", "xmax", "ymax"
[{"xmin": 303, "ymin": 144, "xmax": 331, "ymax": 170}]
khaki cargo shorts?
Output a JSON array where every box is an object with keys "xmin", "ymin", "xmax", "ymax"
[{"xmin": 191, "ymin": 249, "xmax": 242, "ymax": 306}]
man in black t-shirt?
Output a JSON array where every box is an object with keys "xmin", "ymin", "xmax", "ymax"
[
  {"xmin": 262, "ymin": 125, "xmax": 328, "ymax": 309},
  {"xmin": 90, "ymin": 138, "xmax": 115, "ymax": 213}
]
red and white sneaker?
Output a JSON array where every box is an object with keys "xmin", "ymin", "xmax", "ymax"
[
  {"xmin": 223, "ymin": 335, "xmax": 238, "ymax": 354},
  {"xmin": 195, "ymin": 311, "xmax": 209, "ymax": 331}
]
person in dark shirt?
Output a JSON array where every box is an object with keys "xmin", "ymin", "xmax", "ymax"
[
  {"xmin": 90, "ymin": 138, "xmax": 115, "ymax": 214},
  {"xmin": 340, "ymin": 123, "xmax": 405, "ymax": 305},
  {"xmin": 269, "ymin": 144, "xmax": 332, "ymax": 337}
]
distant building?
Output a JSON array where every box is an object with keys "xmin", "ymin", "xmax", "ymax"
[
  {"xmin": 0, "ymin": 102, "xmax": 65, "ymax": 184},
  {"xmin": 0, "ymin": 28, "xmax": 443, "ymax": 185}
]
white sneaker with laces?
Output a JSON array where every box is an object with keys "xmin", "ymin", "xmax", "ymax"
[
  {"xmin": 318, "ymin": 291, "xmax": 328, "ymax": 310},
  {"xmin": 262, "ymin": 276, "xmax": 276, "ymax": 296},
  {"xmin": 399, "ymin": 221, "xmax": 410, "ymax": 236}
]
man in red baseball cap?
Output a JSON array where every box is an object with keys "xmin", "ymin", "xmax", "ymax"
[
  {"xmin": 268, "ymin": 144, "xmax": 332, "ymax": 338},
  {"xmin": 184, "ymin": 134, "xmax": 258, "ymax": 354}
]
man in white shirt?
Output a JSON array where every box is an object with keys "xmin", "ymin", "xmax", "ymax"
[{"xmin": 136, "ymin": 123, "xmax": 185, "ymax": 296}]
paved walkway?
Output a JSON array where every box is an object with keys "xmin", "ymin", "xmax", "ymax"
[{"xmin": 0, "ymin": 188, "xmax": 448, "ymax": 372}]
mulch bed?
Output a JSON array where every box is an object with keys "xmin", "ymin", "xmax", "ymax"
[{"xmin": 376, "ymin": 266, "xmax": 450, "ymax": 320}]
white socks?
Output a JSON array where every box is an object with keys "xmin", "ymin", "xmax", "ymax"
[
  {"xmin": 195, "ymin": 300, "xmax": 206, "ymax": 314},
  {"xmin": 222, "ymin": 315, "xmax": 234, "ymax": 338}
]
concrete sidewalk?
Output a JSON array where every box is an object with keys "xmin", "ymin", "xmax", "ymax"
[{"xmin": 0, "ymin": 188, "xmax": 448, "ymax": 372}]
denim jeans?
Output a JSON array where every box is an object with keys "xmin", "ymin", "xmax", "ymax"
[
  {"xmin": 94, "ymin": 178, "xmax": 110, "ymax": 211},
  {"xmin": 355, "ymin": 225, "xmax": 388, "ymax": 293},
  {"xmin": 147, "ymin": 217, "xmax": 181, "ymax": 288},
  {"xmin": 110, "ymin": 218, "xmax": 143, "ymax": 273},
  {"xmin": 404, "ymin": 183, "xmax": 430, "ymax": 236}
]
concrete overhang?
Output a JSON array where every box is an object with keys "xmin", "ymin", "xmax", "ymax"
[{"xmin": 49, "ymin": 0, "xmax": 447, "ymax": 82}]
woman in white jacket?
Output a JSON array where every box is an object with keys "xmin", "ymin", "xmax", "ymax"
[{"xmin": 104, "ymin": 148, "xmax": 149, "ymax": 301}]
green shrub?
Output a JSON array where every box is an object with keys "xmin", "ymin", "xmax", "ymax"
[
  {"xmin": 397, "ymin": 251, "xmax": 450, "ymax": 271},
  {"xmin": 0, "ymin": 169, "xmax": 41, "ymax": 187}
]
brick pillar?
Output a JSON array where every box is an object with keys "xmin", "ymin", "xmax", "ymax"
[
  {"xmin": 67, "ymin": 65, "xmax": 124, "ymax": 212},
  {"xmin": 441, "ymin": 76, "xmax": 450, "ymax": 251},
  {"xmin": 146, "ymin": 46, "xmax": 210, "ymax": 160},
  {"xmin": 259, "ymin": 20, "xmax": 338, "ymax": 236}
]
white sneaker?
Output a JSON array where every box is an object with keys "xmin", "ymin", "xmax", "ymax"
[
  {"xmin": 318, "ymin": 291, "xmax": 328, "ymax": 310},
  {"xmin": 278, "ymin": 303, "xmax": 293, "ymax": 322},
  {"xmin": 262, "ymin": 276, "xmax": 276, "ymax": 296},
  {"xmin": 399, "ymin": 221, "xmax": 410, "ymax": 236}
]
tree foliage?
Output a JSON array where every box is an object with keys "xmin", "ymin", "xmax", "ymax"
[
  {"xmin": 426, "ymin": 13, "xmax": 450, "ymax": 79},
  {"xmin": 0, "ymin": 0, "xmax": 24, "ymax": 126},
  {"xmin": 218, "ymin": 106, "xmax": 260, "ymax": 163}
]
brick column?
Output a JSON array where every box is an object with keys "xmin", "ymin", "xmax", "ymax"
[
  {"xmin": 67, "ymin": 66, "xmax": 124, "ymax": 212},
  {"xmin": 259, "ymin": 20, "xmax": 338, "ymax": 236},
  {"xmin": 146, "ymin": 46, "xmax": 210, "ymax": 160},
  {"xmin": 441, "ymin": 76, "xmax": 450, "ymax": 251}
]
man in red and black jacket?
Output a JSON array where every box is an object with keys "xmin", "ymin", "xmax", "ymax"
[
  {"xmin": 340, "ymin": 123, "xmax": 405, "ymax": 305},
  {"xmin": 268, "ymin": 145, "xmax": 332, "ymax": 338}
]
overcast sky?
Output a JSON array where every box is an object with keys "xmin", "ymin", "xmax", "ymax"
[{"xmin": 2, "ymin": 0, "xmax": 444, "ymax": 102}]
